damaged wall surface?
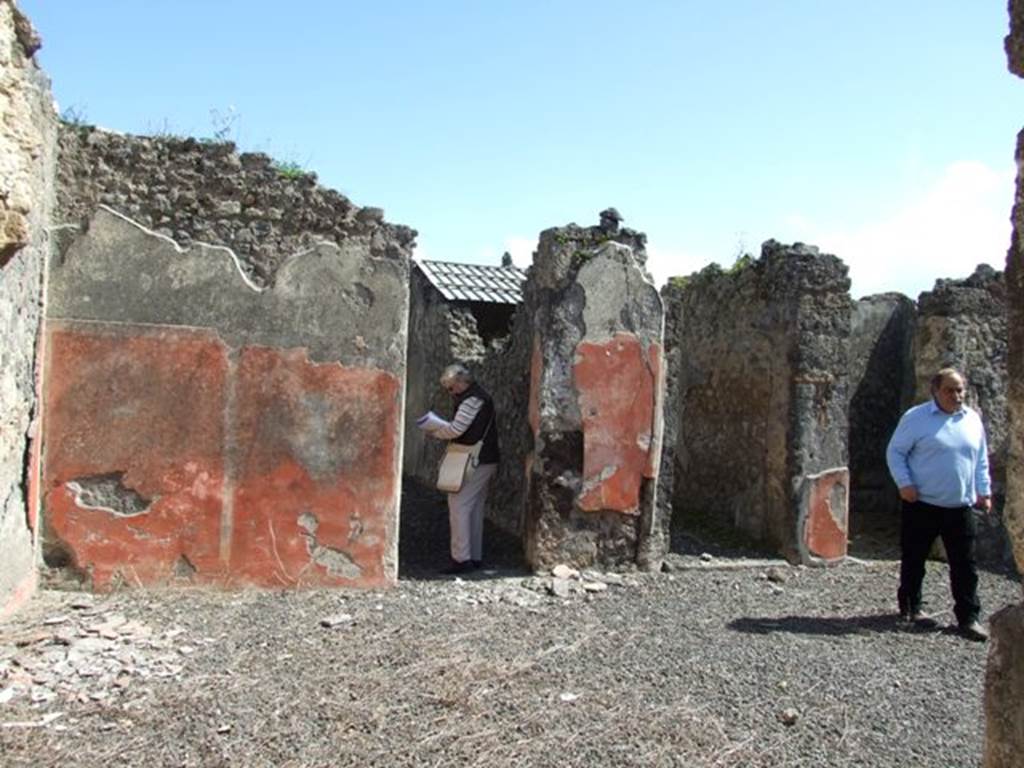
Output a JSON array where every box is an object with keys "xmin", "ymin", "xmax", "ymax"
[
  {"xmin": 523, "ymin": 211, "xmax": 666, "ymax": 571},
  {"xmin": 44, "ymin": 129, "xmax": 415, "ymax": 589},
  {"xmin": 0, "ymin": 1, "xmax": 56, "ymax": 617},
  {"xmin": 914, "ymin": 265, "xmax": 1012, "ymax": 566},
  {"xmin": 984, "ymin": 6, "xmax": 1024, "ymax": 766},
  {"xmin": 668, "ymin": 242, "xmax": 851, "ymax": 564}
]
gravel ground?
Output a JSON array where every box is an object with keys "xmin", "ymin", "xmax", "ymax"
[{"xmin": 1, "ymin": 486, "xmax": 1020, "ymax": 768}]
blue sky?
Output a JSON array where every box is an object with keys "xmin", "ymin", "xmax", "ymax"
[{"xmin": 21, "ymin": 1, "xmax": 1023, "ymax": 298}]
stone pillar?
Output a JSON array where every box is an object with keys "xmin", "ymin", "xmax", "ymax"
[
  {"xmin": 914, "ymin": 266, "xmax": 1011, "ymax": 566},
  {"xmin": 983, "ymin": 5, "xmax": 1024, "ymax": 765},
  {"xmin": 668, "ymin": 241, "xmax": 851, "ymax": 564},
  {"xmin": 0, "ymin": 1, "xmax": 56, "ymax": 618},
  {"xmin": 524, "ymin": 211, "xmax": 665, "ymax": 571}
]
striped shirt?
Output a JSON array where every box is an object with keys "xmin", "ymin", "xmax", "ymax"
[{"xmin": 432, "ymin": 396, "xmax": 485, "ymax": 440}]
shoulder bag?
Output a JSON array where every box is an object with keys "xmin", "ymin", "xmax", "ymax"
[{"xmin": 436, "ymin": 416, "xmax": 493, "ymax": 494}]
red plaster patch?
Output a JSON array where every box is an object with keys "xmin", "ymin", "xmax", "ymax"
[
  {"xmin": 227, "ymin": 347, "xmax": 398, "ymax": 588},
  {"xmin": 574, "ymin": 333, "xmax": 659, "ymax": 515},
  {"xmin": 42, "ymin": 323, "xmax": 227, "ymax": 589},
  {"xmin": 804, "ymin": 469, "xmax": 848, "ymax": 561}
]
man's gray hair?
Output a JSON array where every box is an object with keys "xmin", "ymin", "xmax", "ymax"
[
  {"xmin": 930, "ymin": 366, "xmax": 963, "ymax": 392},
  {"xmin": 440, "ymin": 363, "xmax": 473, "ymax": 387}
]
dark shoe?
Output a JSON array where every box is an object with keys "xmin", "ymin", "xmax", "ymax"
[
  {"xmin": 958, "ymin": 620, "xmax": 989, "ymax": 643},
  {"xmin": 906, "ymin": 610, "xmax": 938, "ymax": 629},
  {"xmin": 441, "ymin": 559, "xmax": 473, "ymax": 575}
]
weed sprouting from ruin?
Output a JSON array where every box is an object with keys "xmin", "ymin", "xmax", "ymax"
[
  {"xmin": 273, "ymin": 160, "xmax": 309, "ymax": 180},
  {"xmin": 59, "ymin": 103, "xmax": 90, "ymax": 127}
]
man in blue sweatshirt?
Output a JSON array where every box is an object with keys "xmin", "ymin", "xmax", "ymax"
[{"xmin": 885, "ymin": 367, "xmax": 992, "ymax": 642}]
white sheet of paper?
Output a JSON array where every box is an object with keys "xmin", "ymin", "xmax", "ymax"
[{"xmin": 416, "ymin": 410, "xmax": 447, "ymax": 432}]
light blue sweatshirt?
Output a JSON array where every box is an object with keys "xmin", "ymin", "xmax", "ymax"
[{"xmin": 886, "ymin": 399, "xmax": 991, "ymax": 508}]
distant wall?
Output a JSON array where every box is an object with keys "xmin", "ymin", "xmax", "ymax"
[
  {"xmin": 669, "ymin": 242, "xmax": 851, "ymax": 564},
  {"xmin": 848, "ymin": 294, "xmax": 915, "ymax": 536},
  {"xmin": 914, "ymin": 265, "xmax": 1011, "ymax": 566},
  {"xmin": 0, "ymin": 0, "xmax": 56, "ymax": 617},
  {"xmin": 45, "ymin": 128, "xmax": 416, "ymax": 590}
]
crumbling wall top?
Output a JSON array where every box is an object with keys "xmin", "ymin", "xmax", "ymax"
[{"xmin": 56, "ymin": 125, "xmax": 417, "ymax": 287}]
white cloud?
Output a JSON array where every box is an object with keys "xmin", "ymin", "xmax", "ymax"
[{"xmin": 795, "ymin": 161, "xmax": 1014, "ymax": 299}]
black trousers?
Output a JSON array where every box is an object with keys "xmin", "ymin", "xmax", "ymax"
[{"xmin": 897, "ymin": 500, "xmax": 980, "ymax": 625}]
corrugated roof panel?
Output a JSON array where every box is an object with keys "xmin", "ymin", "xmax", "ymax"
[{"xmin": 416, "ymin": 259, "xmax": 527, "ymax": 305}]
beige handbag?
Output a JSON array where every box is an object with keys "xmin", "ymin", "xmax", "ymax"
[
  {"xmin": 436, "ymin": 440, "xmax": 483, "ymax": 493},
  {"xmin": 436, "ymin": 416, "xmax": 493, "ymax": 493}
]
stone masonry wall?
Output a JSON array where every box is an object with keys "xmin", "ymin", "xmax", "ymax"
[
  {"xmin": 914, "ymin": 265, "xmax": 1012, "ymax": 566},
  {"xmin": 0, "ymin": 1, "xmax": 56, "ymax": 618},
  {"xmin": 670, "ymin": 242, "xmax": 851, "ymax": 564},
  {"xmin": 524, "ymin": 211, "xmax": 666, "ymax": 571},
  {"xmin": 984, "ymin": 6, "xmax": 1024, "ymax": 765},
  {"xmin": 56, "ymin": 126, "xmax": 416, "ymax": 286},
  {"xmin": 45, "ymin": 128, "xmax": 416, "ymax": 590},
  {"xmin": 848, "ymin": 294, "xmax": 915, "ymax": 542},
  {"xmin": 654, "ymin": 279, "xmax": 686, "ymax": 554}
]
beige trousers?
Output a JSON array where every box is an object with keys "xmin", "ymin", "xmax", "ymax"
[{"xmin": 447, "ymin": 463, "xmax": 497, "ymax": 562}]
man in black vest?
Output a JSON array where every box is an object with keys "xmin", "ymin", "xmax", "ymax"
[{"xmin": 430, "ymin": 363, "xmax": 500, "ymax": 574}]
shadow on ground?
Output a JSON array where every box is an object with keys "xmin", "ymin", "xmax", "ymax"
[
  {"xmin": 728, "ymin": 613, "xmax": 914, "ymax": 637},
  {"xmin": 398, "ymin": 477, "xmax": 528, "ymax": 581}
]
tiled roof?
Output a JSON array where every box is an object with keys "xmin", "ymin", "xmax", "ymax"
[{"xmin": 416, "ymin": 259, "xmax": 527, "ymax": 305}]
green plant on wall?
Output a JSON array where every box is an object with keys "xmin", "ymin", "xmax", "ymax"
[
  {"xmin": 273, "ymin": 160, "xmax": 308, "ymax": 180},
  {"xmin": 727, "ymin": 252, "xmax": 754, "ymax": 274}
]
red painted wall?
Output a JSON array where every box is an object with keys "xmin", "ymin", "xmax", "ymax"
[
  {"xmin": 574, "ymin": 333, "xmax": 661, "ymax": 515},
  {"xmin": 42, "ymin": 321, "xmax": 399, "ymax": 589}
]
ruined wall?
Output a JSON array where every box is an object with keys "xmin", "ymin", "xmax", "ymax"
[
  {"xmin": 45, "ymin": 129, "xmax": 415, "ymax": 590},
  {"xmin": 0, "ymin": 1, "xmax": 56, "ymax": 617},
  {"xmin": 524, "ymin": 211, "xmax": 665, "ymax": 570},
  {"xmin": 914, "ymin": 265, "xmax": 1012, "ymax": 566},
  {"xmin": 56, "ymin": 126, "xmax": 414, "ymax": 285},
  {"xmin": 983, "ymin": 8, "xmax": 1024, "ymax": 766},
  {"xmin": 670, "ymin": 242, "xmax": 851, "ymax": 564},
  {"xmin": 655, "ymin": 279, "xmax": 685, "ymax": 553},
  {"xmin": 848, "ymin": 294, "xmax": 915, "ymax": 541}
]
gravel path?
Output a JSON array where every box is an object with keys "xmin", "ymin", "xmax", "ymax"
[{"xmin": 1, "ymin": 485, "xmax": 1020, "ymax": 767}]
